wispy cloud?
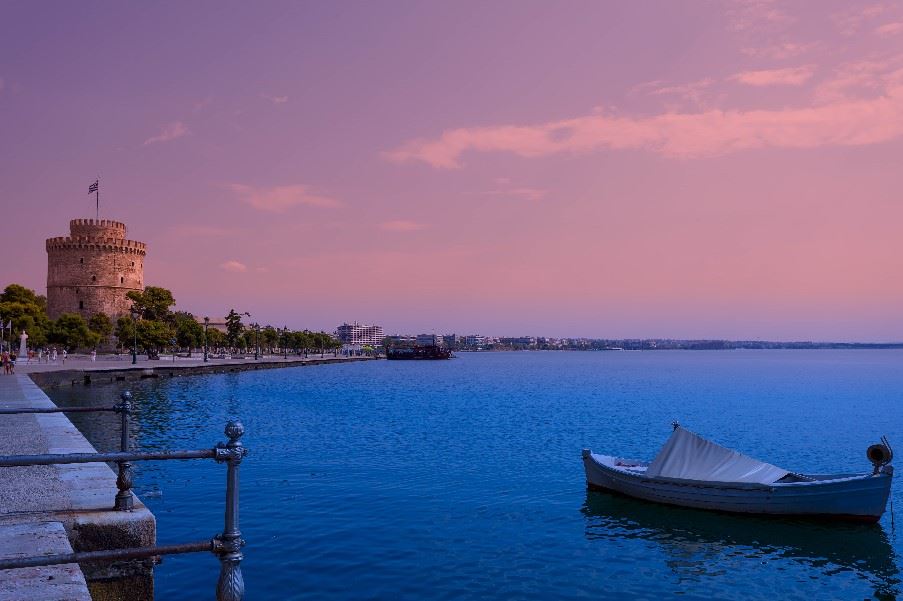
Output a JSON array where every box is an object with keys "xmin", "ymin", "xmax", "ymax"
[
  {"xmin": 379, "ymin": 220, "xmax": 427, "ymax": 232},
  {"xmin": 730, "ymin": 65, "xmax": 815, "ymax": 86},
  {"xmin": 228, "ymin": 183, "xmax": 342, "ymax": 212},
  {"xmin": 386, "ymin": 64, "xmax": 903, "ymax": 166},
  {"xmin": 261, "ymin": 93, "xmax": 289, "ymax": 105},
  {"xmin": 220, "ymin": 260, "xmax": 247, "ymax": 273},
  {"xmin": 832, "ymin": 4, "xmax": 887, "ymax": 36},
  {"xmin": 484, "ymin": 179, "xmax": 547, "ymax": 201},
  {"xmin": 634, "ymin": 78, "xmax": 716, "ymax": 109},
  {"xmin": 143, "ymin": 121, "xmax": 189, "ymax": 145},
  {"xmin": 726, "ymin": 0, "xmax": 794, "ymax": 33},
  {"xmin": 741, "ymin": 42, "xmax": 814, "ymax": 60},
  {"xmin": 876, "ymin": 21, "xmax": 903, "ymax": 36}
]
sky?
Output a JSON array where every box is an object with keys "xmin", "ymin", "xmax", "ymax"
[{"xmin": 1, "ymin": 1, "xmax": 902, "ymax": 341}]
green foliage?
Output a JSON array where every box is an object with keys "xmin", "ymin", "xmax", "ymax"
[
  {"xmin": 114, "ymin": 316, "xmax": 136, "ymax": 348},
  {"xmin": 87, "ymin": 313, "xmax": 113, "ymax": 339},
  {"xmin": 49, "ymin": 313, "xmax": 100, "ymax": 350},
  {"xmin": 225, "ymin": 309, "xmax": 244, "ymax": 347},
  {"xmin": 205, "ymin": 327, "xmax": 226, "ymax": 349},
  {"xmin": 138, "ymin": 320, "xmax": 173, "ymax": 351},
  {"xmin": 173, "ymin": 311, "xmax": 203, "ymax": 351},
  {"xmin": 126, "ymin": 286, "xmax": 176, "ymax": 322},
  {"xmin": 0, "ymin": 284, "xmax": 51, "ymax": 347}
]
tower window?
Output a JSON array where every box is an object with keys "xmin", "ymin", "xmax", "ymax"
[
  {"xmin": 120, "ymin": 277, "xmax": 124, "ymax": 284},
  {"xmin": 79, "ymin": 301, "xmax": 84, "ymax": 309},
  {"xmin": 92, "ymin": 275, "xmax": 96, "ymax": 282},
  {"xmin": 80, "ymin": 258, "xmax": 84, "ymax": 264},
  {"xmin": 131, "ymin": 261, "xmax": 135, "ymax": 267}
]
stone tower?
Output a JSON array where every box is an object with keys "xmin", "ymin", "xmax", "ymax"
[{"xmin": 46, "ymin": 219, "xmax": 146, "ymax": 320}]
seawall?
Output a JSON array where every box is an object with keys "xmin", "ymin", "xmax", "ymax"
[{"xmin": 27, "ymin": 355, "xmax": 377, "ymax": 389}]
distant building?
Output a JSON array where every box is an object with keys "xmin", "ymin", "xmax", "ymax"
[
  {"xmin": 463, "ymin": 334, "xmax": 487, "ymax": 347},
  {"xmin": 416, "ymin": 333, "xmax": 443, "ymax": 347},
  {"xmin": 336, "ymin": 322, "xmax": 384, "ymax": 346},
  {"xmin": 386, "ymin": 335, "xmax": 415, "ymax": 346},
  {"xmin": 443, "ymin": 334, "xmax": 460, "ymax": 348},
  {"xmin": 193, "ymin": 316, "xmax": 228, "ymax": 334},
  {"xmin": 499, "ymin": 336, "xmax": 537, "ymax": 347}
]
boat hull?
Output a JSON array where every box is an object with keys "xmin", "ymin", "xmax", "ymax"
[{"xmin": 582, "ymin": 450, "xmax": 892, "ymax": 522}]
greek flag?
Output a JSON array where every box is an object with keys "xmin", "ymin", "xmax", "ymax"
[{"xmin": 88, "ymin": 180, "xmax": 98, "ymax": 194}]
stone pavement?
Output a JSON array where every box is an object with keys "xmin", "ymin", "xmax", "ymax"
[{"xmin": 0, "ymin": 374, "xmax": 155, "ymax": 600}]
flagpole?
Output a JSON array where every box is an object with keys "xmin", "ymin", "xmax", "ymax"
[{"xmin": 96, "ymin": 175, "xmax": 100, "ymax": 220}]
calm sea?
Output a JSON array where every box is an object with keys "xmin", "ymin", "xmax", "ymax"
[{"xmin": 48, "ymin": 350, "xmax": 903, "ymax": 600}]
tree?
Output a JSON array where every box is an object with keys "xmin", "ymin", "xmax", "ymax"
[
  {"xmin": 173, "ymin": 312, "xmax": 203, "ymax": 354},
  {"xmin": 87, "ymin": 313, "xmax": 113, "ymax": 345},
  {"xmin": 50, "ymin": 313, "xmax": 100, "ymax": 350},
  {"xmin": 137, "ymin": 320, "xmax": 173, "ymax": 354},
  {"xmin": 206, "ymin": 327, "xmax": 226, "ymax": 351},
  {"xmin": 225, "ymin": 309, "xmax": 244, "ymax": 349},
  {"xmin": 0, "ymin": 284, "xmax": 51, "ymax": 348},
  {"xmin": 115, "ymin": 316, "xmax": 136, "ymax": 352},
  {"xmin": 126, "ymin": 287, "xmax": 176, "ymax": 323}
]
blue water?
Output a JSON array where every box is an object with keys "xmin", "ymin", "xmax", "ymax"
[{"xmin": 48, "ymin": 351, "xmax": 903, "ymax": 600}]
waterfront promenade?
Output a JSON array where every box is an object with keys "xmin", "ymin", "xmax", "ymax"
[
  {"xmin": 0, "ymin": 373, "xmax": 155, "ymax": 601},
  {"xmin": 18, "ymin": 352, "xmax": 377, "ymax": 388}
]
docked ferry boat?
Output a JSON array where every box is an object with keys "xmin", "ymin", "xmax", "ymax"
[{"xmin": 386, "ymin": 345, "xmax": 453, "ymax": 360}]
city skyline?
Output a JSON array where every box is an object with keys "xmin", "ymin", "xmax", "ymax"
[{"xmin": 2, "ymin": 2, "xmax": 903, "ymax": 341}]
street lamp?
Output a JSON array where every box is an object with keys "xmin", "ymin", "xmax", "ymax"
[
  {"xmin": 130, "ymin": 308, "xmax": 138, "ymax": 365},
  {"xmin": 283, "ymin": 326, "xmax": 288, "ymax": 360},
  {"xmin": 203, "ymin": 316, "xmax": 209, "ymax": 362}
]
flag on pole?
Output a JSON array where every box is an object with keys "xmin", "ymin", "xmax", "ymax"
[{"xmin": 88, "ymin": 180, "xmax": 99, "ymax": 194}]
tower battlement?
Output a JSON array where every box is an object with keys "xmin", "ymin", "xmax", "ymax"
[{"xmin": 46, "ymin": 218, "xmax": 147, "ymax": 320}]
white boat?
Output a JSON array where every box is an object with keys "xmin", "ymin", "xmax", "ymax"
[{"xmin": 582, "ymin": 425, "xmax": 894, "ymax": 522}]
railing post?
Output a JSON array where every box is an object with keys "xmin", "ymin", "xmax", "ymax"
[
  {"xmin": 213, "ymin": 420, "xmax": 248, "ymax": 601},
  {"xmin": 113, "ymin": 391, "xmax": 134, "ymax": 511}
]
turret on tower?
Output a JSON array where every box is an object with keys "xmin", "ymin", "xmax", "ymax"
[{"xmin": 46, "ymin": 219, "xmax": 147, "ymax": 320}]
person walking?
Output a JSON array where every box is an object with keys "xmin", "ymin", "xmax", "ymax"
[
  {"xmin": 62, "ymin": 349, "xmax": 67, "ymax": 364},
  {"xmin": 91, "ymin": 349, "xmax": 96, "ymax": 362},
  {"xmin": 2, "ymin": 350, "xmax": 9, "ymax": 375}
]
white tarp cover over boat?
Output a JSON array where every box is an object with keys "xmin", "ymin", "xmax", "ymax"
[{"xmin": 645, "ymin": 427, "xmax": 790, "ymax": 484}]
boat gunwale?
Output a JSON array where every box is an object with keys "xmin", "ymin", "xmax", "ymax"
[{"xmin": 585, "ymin": 451, "xmax": 888, "ymax": 491}]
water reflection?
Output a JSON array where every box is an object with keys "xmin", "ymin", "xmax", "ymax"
[{"xmin": 582, "ymin": 489, "xmax": 900, "ymax": 598}]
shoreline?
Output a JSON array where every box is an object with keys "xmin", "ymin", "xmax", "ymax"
[{"xmin": 18, "ymin": 354, "xmax": 379, "ymax": 389}]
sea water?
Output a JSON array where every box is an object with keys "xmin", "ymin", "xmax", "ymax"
[{"xmin": 49, "ymin": 350, "xmax": 903, "ymax": 600}]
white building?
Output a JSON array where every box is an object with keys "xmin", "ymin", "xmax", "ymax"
[{"xmin": 336, "ymin": 323, "xmax": 384, "ymax": 346}]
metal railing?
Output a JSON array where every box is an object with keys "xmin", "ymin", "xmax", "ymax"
[{"xmin": 0, "ymin": 392, "xmax": 248, "ymax": 601}]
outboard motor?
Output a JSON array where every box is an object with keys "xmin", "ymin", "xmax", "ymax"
[{"xmin": 867, "ymin": 436, "xmax": 894, "ymax": 475}]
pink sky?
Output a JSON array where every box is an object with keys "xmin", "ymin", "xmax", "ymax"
[{"xmin": 1, "ymin": 1, "xmax": 902, "ymax": 341}]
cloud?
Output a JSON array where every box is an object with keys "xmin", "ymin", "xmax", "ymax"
[
  {"xmin": 876, "ymin": 21, "xmax": 903, "ymax": 36},
  {"xmin": 379, "ymin": 220, "xmax": 427, "ymax": 231},
  {"xmin": 228, "ymin": 183, "xmax": 342, "ymax": 212},
  {"xmin": 730, "ymin": 65, "xmax": 815, "ymax": 86},
  {"xmin": 726, "ymin": 0, "xmax": 794, "ymax": 33},
  {"xmin": 741, "ymin": 42, "xmax": 814, "ymax": 60},
  {"xmin": 220, "ymin": 260, "xmax": 247, "ymax": 273},
  {"xmin": 832, "ymin": 4, "xmax": 887, "ymax": 36},
  {"xmin": 634, "ymin": 78, "xmax": 715, "ymax": 108},
  {"xmin": 814, "ymin": 57, "xmax": 903, "ymax": 103},
  {"xmin": 143, "ymin": 122, "xmax": 189, "ymax": 145},
  {"xmin": 385, "ymin": 64, "xmax": 903, "ymax": 167},
  {"xmin": 261, "ymin": 93, "xmax": 289, "ymax": 104}
]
